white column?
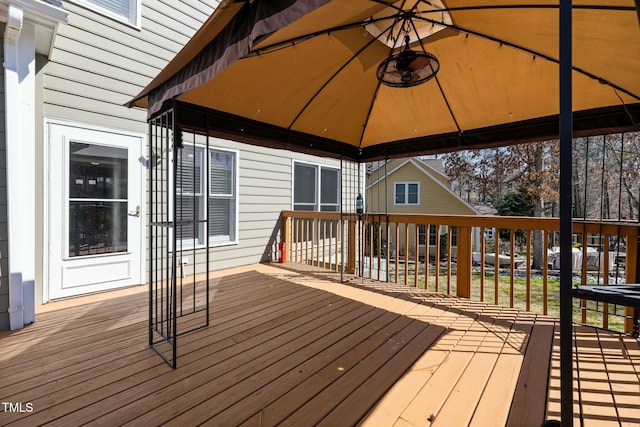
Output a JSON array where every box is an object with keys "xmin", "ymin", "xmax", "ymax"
[{"xmin": 4, "ymin": 3, "xmax": 36, "ymax": 330}]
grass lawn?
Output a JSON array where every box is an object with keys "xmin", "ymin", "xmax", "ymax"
[{"xmin": 388, "ymin": 264, "xmax": 628, "ymax": 332}]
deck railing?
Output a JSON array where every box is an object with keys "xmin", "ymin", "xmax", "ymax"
[{"xmin": 280, "ymin": 211, "xmax": 639, "ymax": 333}]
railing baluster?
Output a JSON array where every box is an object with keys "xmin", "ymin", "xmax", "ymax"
[
  {"xmin": 368, "ymin": 220, "xmax": 373, "ymax": 280},
  {"xmin": 510, "ymin": 229, "xmax": 515, "ymax": 308},
  {"xmin": 404, "ymin": 222, "xmax": 409, "ymax": 286},
  {"xmin": 435, "ymin": 224, "xmax": 440, "ymax": 293},
  {"xmin": 447, "ymin": 229, "xmax": 452, "ymax": 295},
  {"xmin": 580, "ymin": 225, "xmax": 588, "ymax": 324},
  {"xmin": 526, "ymin": 229, "xmax": 532, "ymax": 312},
  {"xmin": 361, "ymin": 219, "xmax": 366, "ymax": 278},
  {"xmin": 494, "ymin": 227, "xmax": 499, "ymax": 306},
  {"xmin": 394, "ymin": 223, "xmax": 399, "ymax": 283},
  {"xmin": 414, "ymin": 223, "xmax": 419, "ymax": 288},
  {"xmin": 308, "ymin": 218, "xmax": 312, "ymax": 266},
  {"xmin": 298, "ymin": 218, "xmax": 302, "ymax": 264},
  {"xmin": 480, "ymin": 226, "xmax": 486, "ymax": 302},
  {"xmin": 425, "ymin": 224, "xmax": 430, "ymax": 291},
  {"xmin": 603, "ymin": 232, "xmax": 610, "ymax": 329},
  {"xmin": 543, "ymin": 230, "xmax": 549, "ymax": 315},
  {"xmin": 335, "ymin": 218, "xmax": 339, "ymax": 272},
  {"xmin": 377, "ymin": 219, "xmax": 382, "ymax": 281},
  {"xmin": 321, "ymin": 219, "xmax": 326, "ymax": 269},
  {"xmin": 339, "ymin": 218, "xmax": 343, "ymax": 273},
  {"xmin": 278, "ymin": 211, "xmax": 639, "ymax": 334},
  {"xmin": 313, "ymin": 218, "xmax": 316, "ymax": 265}
]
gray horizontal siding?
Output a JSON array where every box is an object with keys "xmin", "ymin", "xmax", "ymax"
[
  {"xmin": 173, "ymin": 141, "xmax": 344, "ymax": 274},
  {"xmin": 40, "ymin": 0, "xmax": 349, "ymax": 296},
  {"xmin": 44, "ymin": 0, "xmax": 218, "ymax": 131}
]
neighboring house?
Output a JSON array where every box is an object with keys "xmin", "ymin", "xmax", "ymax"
[
  {"xmin": 366, "ymin": 157, "xmax": 480, "ymax": 260},
  {"xmin": 0, "ymin": 0, "xmax": 346, "ymax": 330}
]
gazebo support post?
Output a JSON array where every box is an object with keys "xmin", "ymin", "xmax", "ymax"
[{"xmin": 559, "ymin": 0, "xmax": 574, "ymax": 425}]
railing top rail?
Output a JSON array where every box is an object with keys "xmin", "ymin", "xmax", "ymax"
[{"xmin": 281, "ymin": 211, "xmax": 640, "ymax": 235}]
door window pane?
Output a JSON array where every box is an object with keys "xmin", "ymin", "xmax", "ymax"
[
  {"xmin": 69, "ymin": 142, "xmax": 127, "ymax": 199},
  {"xmin": 69, "ymin": 201, "xmax": 127, "ymax": 257},
  {"xmin": 69, "ymin": 142, "xmax": 128, "ymax": 258}
]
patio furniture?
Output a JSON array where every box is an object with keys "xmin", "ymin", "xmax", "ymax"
[{"xmin": 571, "ymin": 284, "xmax": 640, "ymax": 339}]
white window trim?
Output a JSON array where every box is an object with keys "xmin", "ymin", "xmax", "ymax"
[
  {"xmin": 68, "ymin": 0, "xmax": 142, "ymax": 29},
  {"xmin": 418, "ymin": 225, "xmax": 457, "ymax": 248},
  {"xmin": 292, "ymin": 160, "xmax": 340, "ymax": 212},
  {"xmin": 394, "ymin": 182, "xmax": 420, "ymax": 205},
  {"xmin": 176, "ymin": 144, "xmax": 239, "ymax": 249}
]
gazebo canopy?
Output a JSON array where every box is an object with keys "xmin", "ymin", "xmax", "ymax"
[
  {"xmin": 129, "ymin": 0, "xmax": 640, "ymax": 161},
  {"xmin": 131, "ymin": 3, "xmax": 640, "ymax": 423}
]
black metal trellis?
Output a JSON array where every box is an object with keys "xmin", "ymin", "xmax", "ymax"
[
  {"xmin": 339, "ymin": 157, "xmax": 363, "ymax": 282},
  {"xmin": 148, "ymin": 105, "xmax": 210, "ymax": 368}
]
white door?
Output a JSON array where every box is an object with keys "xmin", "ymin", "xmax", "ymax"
[{"xmin": 48, "ymin": 122, "xmax": 144, "ymax": 300}]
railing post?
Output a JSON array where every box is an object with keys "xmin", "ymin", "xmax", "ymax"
[
  {"xmin": 624, "ymin": 231, "xmax": 638, "ymax": 333},
  {"xmin": 347, "ymin": 215, "xmax": 357, "ymax": 274},
  {"xmin": 456, "ymin": 225, "xmax": 472, "ymax": 299},
  {"xmin": 283, "ymin": 214, "xmax": 291, "ymax": 263}
]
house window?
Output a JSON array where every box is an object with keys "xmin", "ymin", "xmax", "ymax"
[
  {"xmin": 72, "ymin": 0, "xmax": 140, "ymax": 26},
  {"xmin": 418, "ymin": 225, "xmax": 426, "ymax": 246},
  {"xmin": 293, "ymin": 162, "xmax": 340, "ymax": 211},
  {"xmin": 176, "ymin": 145, "xmax": 237, "ymax": 247},
  {"xmin": 418, "ymin": 224, "xmax": 458, "ymax": 246},
  {"xmin": 484, "ymin": 228, "xmax": 494, "ymax": 240},
  {"xmin": 418, "ymin": 225, "xmax": 438, "ymax": 246},
  {"xmin": 429, "ymin": 225, "xmax": 437, "ymax": 246},
  {"xmin": 420, "ymin": 225, "xmax": 458, "ymax": 247},
  {"xmin": 395, "ymin": 182, "xmax": 419, "ymax": 205},
  {"xmin": 420, "ymin": 225, "xmax": 457, "ymax": 247}
]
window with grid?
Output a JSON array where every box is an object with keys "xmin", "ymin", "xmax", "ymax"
[
  {"xmin": 293, "ymin": 162, "xmax": 340, "ymax": 211},
  {"xmin": 420, "ymin": 225, "xmax": 457, "ymax": 247},
  {"xmin": 176, "ymin": 145, "xmax": 237, "ymax": 247},
  {"xmin": 72, "ymin": 0, "xmax": 139, "ymax": 25},
  {"xmin": 394, "ymin": 182, "xmax": 419, "ymax": 205},
  {"xmin": 418, "ymin": 225, "xmax": 439, "ymax": 246}
]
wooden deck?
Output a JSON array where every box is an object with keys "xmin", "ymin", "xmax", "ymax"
[{"xmin": 0, "ymin": 263, "xmax": 638, "ymax": 426}]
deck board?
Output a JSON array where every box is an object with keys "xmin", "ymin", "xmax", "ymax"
[
  {"xmin": 506, "ymin": 318, "xmax": 556, "ymax": 427},
  {"xmin": 394, "ymin": 304, "xmax": 512, "ymax": 426},
  {"xmin": 0, "ymin": 263, "xmax": 637, "ymax": 426},
  {"xmin": 54, "ymin": 292, "xmax": 361, "ymax": 425}
]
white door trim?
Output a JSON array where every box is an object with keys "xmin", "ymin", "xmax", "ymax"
[{"xmin": 43, "ymin": 118, "xmax": 146, "ymax": 302}]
